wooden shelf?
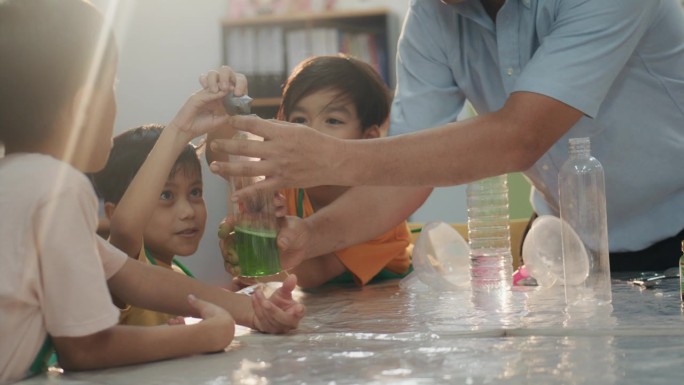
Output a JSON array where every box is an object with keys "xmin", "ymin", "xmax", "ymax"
[
  {"xmin": 221, "ymin": 7, "xmax": 392, "ymax": 118},
  {"xmin": 251, "ymin": 97, "xmax": 281, "ymax": 108},
  {"xmin": 221, "ymin": 8, "xmax": 390, "ymax": 27}
]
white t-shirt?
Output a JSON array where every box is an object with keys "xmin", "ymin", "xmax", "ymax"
[{"xmin": 0, "ymin": 153, "xmax": 127, "ymax": 384}]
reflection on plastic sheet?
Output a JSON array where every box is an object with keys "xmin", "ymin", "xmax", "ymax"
[
  {"xmin": 16, "ymin": 278, "xmax": 684, "ymax": 385},
  {"xmin": 232, "ymin": 360, "xmax": 270, "ymax": 385}
]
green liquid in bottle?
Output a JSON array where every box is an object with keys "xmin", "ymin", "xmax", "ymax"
[{"xmin": 235, "ymin": 226, "xmax": 281, "ymax": 277}]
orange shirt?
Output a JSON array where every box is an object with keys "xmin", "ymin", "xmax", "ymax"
[{"xmin": 283, "ymin": 188, "xmax": 412, "ymax": 285}]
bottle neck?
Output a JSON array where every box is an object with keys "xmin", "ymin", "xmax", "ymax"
[{"xmin": 568, "ymin": 138, "xmax": 590, "ymax": 158}]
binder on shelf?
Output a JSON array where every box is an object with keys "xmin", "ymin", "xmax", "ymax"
[{"xmin": 222, "ymin": 9, "xmax": 392, "ymax": 117}]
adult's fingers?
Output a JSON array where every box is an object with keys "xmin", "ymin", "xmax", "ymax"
[
  {"xmin": 224, "ymin": 115, "xmax": 297, "ymax": 141},
  {"xmin": 208, "ymin": 136, "xmax": 270, "ymax": 161}
]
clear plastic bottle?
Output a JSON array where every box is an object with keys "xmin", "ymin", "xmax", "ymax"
[
  {"xmin": 679, "ymin": 240, "xmax": 684, "ymax": 303},
  {"xmin": 559, "ymin": 137, "xmax": 612, "ymax": 306},
  {"xmin": 467, "ymin": 174, "xmax": 513, "ymax": 290}
]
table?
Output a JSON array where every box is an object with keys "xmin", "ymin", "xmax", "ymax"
[{"xmin": 17, "ymin": 275, "xmax": 684, "ymax": 385}]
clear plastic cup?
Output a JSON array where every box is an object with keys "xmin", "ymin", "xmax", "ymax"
[
  {"xmin": 522, "ymin": 215, "xmax": 589, "ymax": 288},
  {"xmin": 229, "ymin": 131, "xmax": 281, "ymax": 277},
  {"xmin": 403, "ymin": 221, "xmax": 471, "ymax": 291}
]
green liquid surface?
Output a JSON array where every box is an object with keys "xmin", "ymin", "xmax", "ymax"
[{"xmin": 235, "ymin": 227, "xmax": 281, "ymax": 277}]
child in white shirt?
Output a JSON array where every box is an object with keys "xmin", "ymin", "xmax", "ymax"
[{"xmin": 0, "ymin": 1, "xmax": 304, "ymax": 383}]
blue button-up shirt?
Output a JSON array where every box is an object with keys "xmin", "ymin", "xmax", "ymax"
[{"xmin": 390, "ymin": 0, "xmax": 684, "ymax": 251}]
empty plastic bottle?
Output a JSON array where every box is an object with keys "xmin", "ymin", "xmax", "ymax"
[
  {"xmin": 467, "ymin": 174, "xmax": 513, "ymax": 290},
  {"xmin": 559, "ymin": 137, "xmax": 612, "ymax": 306}
]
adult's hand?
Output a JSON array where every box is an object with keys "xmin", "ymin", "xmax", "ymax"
[
  {"xmin": 208, "ymin": 115, "xmax": 346, "ymax": 201},
  {"xmin": 275, "ymin": 215, "xmax": 312, "ymax": 270},
  {"xmin": 218, "ymin": 214, "xmax": 312, "ymax": 276},
  {"xmin": 217, "ymin": 193, "xmax": 288, "ymax": 278}
]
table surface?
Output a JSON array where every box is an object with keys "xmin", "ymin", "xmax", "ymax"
[{"xmin": 17, "ymin": 274, "xmax": 684, "ymax": 385}]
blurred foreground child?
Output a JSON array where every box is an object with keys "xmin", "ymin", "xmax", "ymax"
[{"xmin": 0, "ymin": 1, "xmax": 303, "ymax": 383}]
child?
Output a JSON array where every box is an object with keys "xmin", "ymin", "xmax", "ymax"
[
  {"xmin": 0, "ymin": 1, "xmax": 303, "ymax": 383},
  {"xmin": 214, "ymin": 55, "xmax": 412, "ymax": 288},
  {"xmin": 91, "ymin": 124, "xmax": 208, "ymax": 326}
]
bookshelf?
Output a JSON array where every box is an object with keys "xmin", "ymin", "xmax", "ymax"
[{"xmin": 221, "ymin": 8, "xmax": 392, "ymax": 118}]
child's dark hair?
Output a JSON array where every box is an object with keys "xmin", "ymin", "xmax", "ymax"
[
  {"xmin": 91, "ymin": 124, "xmax": 201, "ymax": 204},
  {"xmin": 277, "ymin": 55, "xmax": 391, "ymax": 131},
  {"xmin": 0, "ymin": 0, "xmax": 117, "ymax": 150}
]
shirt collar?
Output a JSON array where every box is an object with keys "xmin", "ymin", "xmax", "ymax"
[
  {"xmin": 442, "ymin": 1, "xmax": 493, "ymax": 31},
  {"xmin": 441, "ymin": 0, "xmax": 532, "ymax": 31}
]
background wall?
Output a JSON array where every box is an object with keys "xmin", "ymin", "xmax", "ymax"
[{"xmin": 91, "ymin": 0, "xmax": 531, "ymax": 285}]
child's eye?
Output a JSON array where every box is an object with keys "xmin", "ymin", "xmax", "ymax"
[
  {"xmin": 190, "ymin": 188, "xmax": 203, "ymax": 198},
  {"xmin": 326, "ymin": 118, "xmax": 344, "ymax": 125},
  {"xmin": 160, "ymin": 191, "xmax": 173, "ymax": 201},
  {"xmin": 290, "ymin": 117, "xmax": 308, "ymax": 125}
]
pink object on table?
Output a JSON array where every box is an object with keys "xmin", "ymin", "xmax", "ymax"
[{"xmin": 512, "ymin": 265, "xmax": 530, "ymax": 286}]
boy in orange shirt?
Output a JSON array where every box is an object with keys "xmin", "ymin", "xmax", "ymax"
[{"xmin": 214, "ymin": 56, "xmax": 412, "ymax": 288}]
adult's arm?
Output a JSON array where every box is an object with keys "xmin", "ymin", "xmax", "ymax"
[
  {"xmin": 208, "ymin": 0, "xmax": 664, "ymax": 196},
  {"xmin": 210, "ymin": 91, "xmax": 583, "ymax": 198},
  {"xmin": 277, "ymin": 186, "xmax": 432, "ymax": 267}
]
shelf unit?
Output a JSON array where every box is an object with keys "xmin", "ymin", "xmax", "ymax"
[{"xmin": 221, "ymin": 8, "xmax": 392, "ymax": 118}]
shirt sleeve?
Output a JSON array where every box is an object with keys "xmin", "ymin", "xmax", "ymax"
[
  {"xmin": 514, "ymin": 0, "xmax": 660, "ymax": 118},
  {"xmin": 335, "ymin": 223, "xmax": 412, "ymax": 286},
  {"xmin": 390, "ymin": 0, "xmax": 467, "ymax": 136},
  {"xmin": 36, "ymin": 176, "xmax": 121, "ymax": 337},
  {"xmin": 97, "ymin": 236, "xmax": 128, "ymax": 279}
]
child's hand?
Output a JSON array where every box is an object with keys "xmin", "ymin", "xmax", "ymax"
[
  {"xmin": 199, "ymin": 65, "xmax": 248, "ymax": 97},
  {"xmin": 167, "ymin": 66, "xmax": 248, "ymax": 143},
  {"xmin": 218, "ymin": 216, "xmax": 240, "ymax": 277},
  {"xmin": 187, "ymin": 294, "xmax": 235, "ymax": 351},
  {"xmin": 166, "ymin": 86, "xmax": 231, "ymax": 142},
  {"xmin": 250, "ymin": 275, "xmax": 305, "ymax": 334}
]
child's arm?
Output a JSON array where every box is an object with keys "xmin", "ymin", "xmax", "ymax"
[
  {"xmin": 203, "ymin": 66, "xmax": 248, "ymax": 165},
  {"xmin": 108, "ymin": 78, "xmax": 233, "ymax": 257},
  {"xmin": 53, "ymin": 295, "xmax": 235, "ymax": 371},
  {"xmin": 108, "ymin": 258, "xmax": 305, "ymax": 334}
]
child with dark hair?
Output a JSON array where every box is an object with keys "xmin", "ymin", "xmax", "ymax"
[
  {"xmin": 216, "ymin": 55, "xmax": 412, "ymax": 288},
  {"xmin": 0, "ymin": 1, "xmax": 302, "ymax": 382},
  {"xmin": 92, "ymin": 124, "xmax": 205, "ymax": 326}
]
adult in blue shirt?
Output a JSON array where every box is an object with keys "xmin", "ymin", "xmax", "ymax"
[{"xmin": 210, "ymin": 0, "xmax": 684, "ymax": 272}]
